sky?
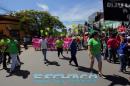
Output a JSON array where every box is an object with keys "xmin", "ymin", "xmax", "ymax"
[{"xmin": 0, "ymin": 0, "xmax": 103, "ymax": 26}]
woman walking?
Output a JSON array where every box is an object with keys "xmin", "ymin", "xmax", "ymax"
[
  {"xmin": 88, "ymin": 32, "xmax": 105, "ymax": 77},
  {"xmin": 55, "ymin": 37, "xmax": 64, "ymax": 58}
]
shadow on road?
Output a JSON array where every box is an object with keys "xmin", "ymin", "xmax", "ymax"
[
  {"xmin": 123, "ymin": 71, "xmax": 130, "ymax": 75},
  {"xmin": 60, "ymin": 56, "xmax": 70, "ymax": 61},
  {"xmin": 105, "ymin": 74, "xmax": 130, "ymax": 86},
  {"xmin": 6, "ymin": 68, "xmax": 30, "ymax": 79},
  {"xmin": 77, "ymin": 66, "xmax": 98, "ymax": 74},
  {"xmin": 46, "ymin": 61, "xmax": 60, "ymax": 66}
]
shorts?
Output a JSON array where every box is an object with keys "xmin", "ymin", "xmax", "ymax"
[{"xmin": 93, "ymin": 54, "xmax": 102, "ymax": 62}]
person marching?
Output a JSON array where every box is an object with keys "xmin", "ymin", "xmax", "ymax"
[
  {"xmin": 0, "ymin": 35, "xmax": 11, "ymax": 70},
  {"xmin": 117, "ymin": 32, "xmax": 127, "ymax": 73},
  {"xmin": 14, "ymin": 38, "xmax": 22, "ymax": 64},
  {"xmin": 88, "ymin": 32, "xmax": 104, "ymax": 77},
  {"xmin": 23, "ymin": 36, "xmax": 28, "ymax": 50},
  {"xmin": 126, "ymin": 36, "xmax": 130, "ymax": 68},
  {"xmin": 101, "ymin": 32, "xmax": 108, "ymax": 60},
  {"xmin": 7, "ymin": 36, "xmax": 21, "ymax": 76},
  {"xmin": 0, "ymin": 36, "xmax": 3, "ymax": 65},
  {"xmin": 107, "ymin": 33, "xmax": 119, "ymax": 63},
  {"xmin": 55, "ymin": 37, "xmax": 64, "ymax": 58},
  {"xmin": 69, "ymin": 37, "xmax": 79, "ymax": 67},
  {"xmin": 41, "ymin": 36, "xmax": 48, "ymax": 64}
]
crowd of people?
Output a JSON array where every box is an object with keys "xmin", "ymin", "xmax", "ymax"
[
  {"xmin": 31, "ymin": 29, "xmax": 130, "ymax": 78},
  {"xmin": 89, "ymin": 30, "xmax": 130, "ymax": 74},
  {"xmin": 0, "ymin": 35, "xmax": 86, "ymax": 76},
  {"xmin": 31, "ymin": 35, "xmax": 87, "ymax": 51},
  {"xmin": 87, "ymin": 30, "xmax": 130, "ymax": 75},
  {"xmin": 0, "ymin": 35, "xmax": 21, "ymax": 76},
  {"xmin": 34, "ymin": 36, "xmax": 84, "ymax": 65},
  {"xmin": 0, "ymin": 28, "xmax": 130, "ymax": 79}
]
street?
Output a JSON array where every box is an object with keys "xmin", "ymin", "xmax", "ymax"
[{"xmin": 0, "ymin": 47, "xmax": 130, "ymax": 86}]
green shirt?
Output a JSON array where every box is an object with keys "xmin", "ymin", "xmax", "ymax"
[
  {"xmin": 55, "ymin": 39, "xmax": 64, "ymax": 48},
  {"xmin": 0, "ymin": 40, "xmax": 3, "ymax": 46},
  {"xmin": 0, "ymin": 39, "xmax": 10, "ymax": 45},
  {"xmin": 8, "ymin": 40, "xmax": 19, "ymax": 54},
  {"xmin": 0, "ymin": 40, "xmax": 3, "ymax": 52},
  {"xmin": 0, "ymin": 38, "xmax": 11, "ymax": 52},
  {"xmin": 88, "ymin": 38, "xmax": 101, "ymax": 55}
]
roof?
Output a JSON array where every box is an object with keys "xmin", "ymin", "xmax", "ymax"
[{"xmin": 0, "ymin": 15, "xmax": 19, "ymax": 22}]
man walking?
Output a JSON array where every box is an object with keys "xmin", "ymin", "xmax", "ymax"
[
  {"xmin": 41, "ymin": 36, "xmax": 48, "ymax": 64},
  {"xmin": 0, "ymin": 35, "xmax": 11, "ymax": 70},
  {"xmin": 69, "ymin": 37, "xmax": 79, "ymax": 67},
  {"xmin": 7, "ymin": 37, "xmax": 21, "ymax": 76}
]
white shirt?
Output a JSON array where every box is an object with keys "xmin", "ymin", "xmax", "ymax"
[{"xmin": 41, "ymin": 39, "xmax": 47, "ymax": 49}]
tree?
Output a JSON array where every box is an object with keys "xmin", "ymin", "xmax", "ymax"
[{"xmin": 14, "ymin": 10, "xmax": 65, "ymax": 36}]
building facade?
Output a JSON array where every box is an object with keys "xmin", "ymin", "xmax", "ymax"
[{"xmin": 0, "ymin": 15, "xmax": 28, "ymax": 40}]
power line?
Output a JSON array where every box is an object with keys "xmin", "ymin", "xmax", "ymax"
[{"xmin": 0, "ymin": 6, "xmax": 13, "ymax": 14}]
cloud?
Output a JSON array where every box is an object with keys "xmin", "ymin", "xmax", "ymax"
[
  {"xmin": 37, "ymin": 3, "xmax": 49, "ymax": 11},
  {"xmin": 51, "ymin": 5, "xmax": 100, "ymax": 22}
]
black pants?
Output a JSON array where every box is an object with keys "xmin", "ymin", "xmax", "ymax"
[
  {"xmin": 70, "ymin": 54, "xmax": 78, "ymax": 67},
  {"xmin": 0, "ymin": 52, "xmax": 2, "ymax": 64},
  {"xmin": 17, "ymin": 55, "xmax": 21, "ymax": 63},
  {"xmin": 118, "ymin": 54, "xmax": 127, "ymax": 71},
  {"xmin": 3, "ymin": 52, "xmax": 11, "ymax": 68},
  {"xmin": 57, "ymin": 48, "xmax": 63, "ymax": 57},
  {"xmin": 126, "ymin": 54, "xmax": 130, "ymax": 66},
  {"xmin": 128, "ymin": 57, "xmax": 130, "ymax": 66},
  {"xmin": 23, "ymin": 42, "xmax": 28, "ymax": 49},
  {"xmin": 108, "ymin": 48, "xmax": 117, "ymax": 63}
]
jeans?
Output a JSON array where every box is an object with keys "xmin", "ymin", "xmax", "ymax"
[
  {"xmin": 42, "ymin": 49, "xmax": 47, "ymax": 61},
  {"xmin": 108, "ymin": 48, "xmax": 117, "ymax": 63},
  {"xmin": 118, "ymin": 54, "xmax": 126, "ymax": 71},
  {"xmin": 10, "ymin": 54, "xmax": 20, "ymax": 72}
]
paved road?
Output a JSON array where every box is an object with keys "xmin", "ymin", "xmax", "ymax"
[{"xmin": 0, "ymin": 47, "xmax": 130, "ymax": 86}]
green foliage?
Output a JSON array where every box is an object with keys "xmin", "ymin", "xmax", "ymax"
[{"xmin": 14, "ymin": 10, "xmax": 65, "ymax": 36}]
